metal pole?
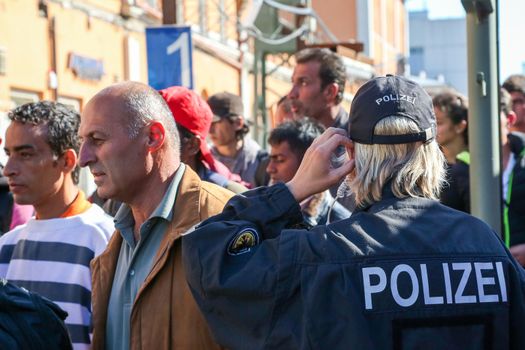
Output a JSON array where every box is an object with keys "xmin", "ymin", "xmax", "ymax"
[
  {"xmin": 260, "ymin": 52, "xmax": 268, "ymax": 147},
  {"xmin": 462, "ymin": 0, "xmax": 502, "ymax": 235},
  {"xmin": 253, "ymin": 49, "xmax": 261, "ymax": 143}
]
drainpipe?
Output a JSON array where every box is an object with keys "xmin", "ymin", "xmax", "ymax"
[
  {"xmin": 49, "ymin": 16, "xmax": 58, "ymax": 101},
  {"xmin": 162, "ymin": 0, "xmax": 177, "ymax": 24}
]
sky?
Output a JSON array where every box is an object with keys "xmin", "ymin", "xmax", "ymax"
[{"xmin": 405, "ymin": 0, "xmax": 525, "ymax": 81}]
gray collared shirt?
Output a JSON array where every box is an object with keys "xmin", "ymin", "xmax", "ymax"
[{"xmin": 105, "ymin": 164, "xmax": 185, "ymax": 350}]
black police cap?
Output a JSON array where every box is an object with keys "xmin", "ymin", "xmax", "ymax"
[{"xmin": 349, "ymin": 75, "xmax": 436, "ymax": 144}]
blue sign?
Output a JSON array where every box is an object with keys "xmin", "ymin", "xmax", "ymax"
[
  {"xmin": 68, "ymin": 53, "xmax": 104, "ymax": 81},
  {"xmin": 146, "ymin": 26, "xmax": 194, "ymax": 90}
]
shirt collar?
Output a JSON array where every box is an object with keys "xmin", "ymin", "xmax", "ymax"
[
  {"xmin": 114, "ymin": 163, "xmax": 186, "ymax": 229},
  {"xmin": 35, "ymin": 190, "xmax": 91, "ymax": 220}
]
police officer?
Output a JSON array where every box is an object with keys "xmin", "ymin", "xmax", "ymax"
[{"xmin": 182, "ymin": 75, "xmax": 525, "ymax": 350}]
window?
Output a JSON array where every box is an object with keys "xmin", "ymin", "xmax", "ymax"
[
  {"xmin": 409, "ymin": 47, "xmax": 424, "ymax": 75},
  {"xmin": 0, "ymin": 47, "xmax": 6, "ymax": 75},
  {"xmin": 137, "ymin": 0, "xmax": 160, "ymax": 12},
  {"xmin": 125, "ymin": 36, "xmax": 141, "ymax": 81},
  {"xmin": 199, "ymin": 0, "xmax": 208, "ymax": 33},
  {"xmin": 10, "ymin": 89, "xmax": 39, "ymax": 108},
  {"xmin": 134, "ymin": 0, "xmax": 161, "ymax": 19},
  {"xmin": 57, "ymin": 96, "xmax": 81, "ymax": 112},
  {"xmin": 144, "ymin": 0, "xmax": 157, "ymax": 8},
  {"xmin": 0, "ymin": 111, "xmax": 9, "ymax": 165}
]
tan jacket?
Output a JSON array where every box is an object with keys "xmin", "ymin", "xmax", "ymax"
[{"xmin": 91, "ymin": 168, "xmax": 234, "ymax": 349}]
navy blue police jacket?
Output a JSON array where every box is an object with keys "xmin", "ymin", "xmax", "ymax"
[{"xmin": 182, "ymin": 183, "xmax": 525, "ymax": 350}]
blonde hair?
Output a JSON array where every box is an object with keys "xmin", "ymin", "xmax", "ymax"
[{"xmin": 349, "ymin": 116, "xmax": 446, "ymax": 208}]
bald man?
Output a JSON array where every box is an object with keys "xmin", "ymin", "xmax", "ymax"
[{"xmin": 78, "ymin": 82, "xmax": 233, "ymax": 350}]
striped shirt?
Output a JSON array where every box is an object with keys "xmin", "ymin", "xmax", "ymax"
[{"xmin": 0, "ymin": 204, "xmax": 114, "ymax": 350}]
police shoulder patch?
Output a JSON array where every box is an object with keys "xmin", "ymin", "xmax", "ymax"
[{"xmin": 227, "ymin": 228, "xmax": 260, "ymax": 256}]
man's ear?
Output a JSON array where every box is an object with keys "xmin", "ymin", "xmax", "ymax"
[
  {"xmin": 233, "ymin": 117, "xmax": 244, "ymax": 131},
  {"xmin": 323, "ymin": 83, "xmax": 339, "ymax": 103},
  {"xmin": 147, "ymin": 121, "xmax": 166, "ymax": 152},
  {"xmin": 61, "ymin": 149, "xmax": 78, "ymax": 173},
  {"xmin": 456, "ymin": 119, "xmax": 467, "ymax": 134},
  {"xmin": 507, "ymin": 111, "xmax": 517, "ymax": 127}
]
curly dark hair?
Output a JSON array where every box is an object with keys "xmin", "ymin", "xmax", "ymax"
[
  {"xmin": 8, "ymin": 101, "xmax": 81, "ymax": 184},
  {"xmin": 295, "ymin": 48, "xmax": 347, "ymax": 105},
  {"xmin": 268, "ymin": 118, "xmax": 325, "ymax": 161}
]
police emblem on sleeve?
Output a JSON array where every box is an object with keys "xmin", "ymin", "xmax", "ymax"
[{"xmin": 228, "ymin": 228, "xmax": 260, "ymax": 255}]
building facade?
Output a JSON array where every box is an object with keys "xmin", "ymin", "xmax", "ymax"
[
  {"xmin": 0, "ymin": 0, "xmax": 152, "ymax": 113},
  {"xmin": 0, "ymin": 0, "xmax": 409, "ymax": 148},
  {"xmin": 408, "ymin": 10, "xmax": 467, "ymax": 94},
  {"xmin": 0, "ymin": 0, "xmax": 154, "ymax": 191}
]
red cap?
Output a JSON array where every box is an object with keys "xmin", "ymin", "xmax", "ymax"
[
  {"xmin": 159, "ymin": 86, "xmax": 242, "ymax": 182},
  {"xmin": 159, "ymin": 86, "xmax": 220, "ymax": 171},
  {"xmin": 159, "ymin": 86, "xmax": 212, "ymax": 143}
]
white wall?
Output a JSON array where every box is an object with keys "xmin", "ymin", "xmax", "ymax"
[{"xmin": 409, "ymin": 11, "xmax": 467, "ymax": 94}]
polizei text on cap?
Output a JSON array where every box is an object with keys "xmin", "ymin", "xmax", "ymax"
[{"xmin": 375, "ymin": 94, "xmax": 416, "ymax": 105}]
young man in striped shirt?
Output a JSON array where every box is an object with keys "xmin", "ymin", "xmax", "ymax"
[{"xmin": 0, "ymin": 101, "xmax": 114, "ymax": 350}]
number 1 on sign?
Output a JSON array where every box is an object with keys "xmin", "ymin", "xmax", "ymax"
[{"xmin": 167, "ymin": 32, "xmax": 191, "ymax": 87}]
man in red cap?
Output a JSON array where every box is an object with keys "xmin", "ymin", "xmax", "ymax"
[{"xmin": 159, "ymin": 86, "xmax": 247, "ymax": 193}]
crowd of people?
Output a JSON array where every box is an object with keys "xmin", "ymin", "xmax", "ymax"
[{"xmin": 0, "ymin": 48, "xmax": 524, "ymax": 349}]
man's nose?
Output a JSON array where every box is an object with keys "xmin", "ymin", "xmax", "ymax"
[
  {"xmin": 288, "ymin": 85, "xmax": 298, "ymax": 100},
  {"xmin": 78, "ymin": 142, "xmax": 94, "ymax": 168},
  {"xmin": 3, "ymin": 155, "xmax": 19, "ymax": 178},
  {"xmin": 266, "ymin": 161, "xmax": 275, "ymax": 174}
]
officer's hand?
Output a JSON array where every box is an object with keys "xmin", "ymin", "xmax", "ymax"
[
  {"xmin": 510, "ymin": 243, "xmax": 525, "ymax": 267},
  {"xmin": 287, "ymin": 128, "xmax": 355, "ymax": 202}
]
